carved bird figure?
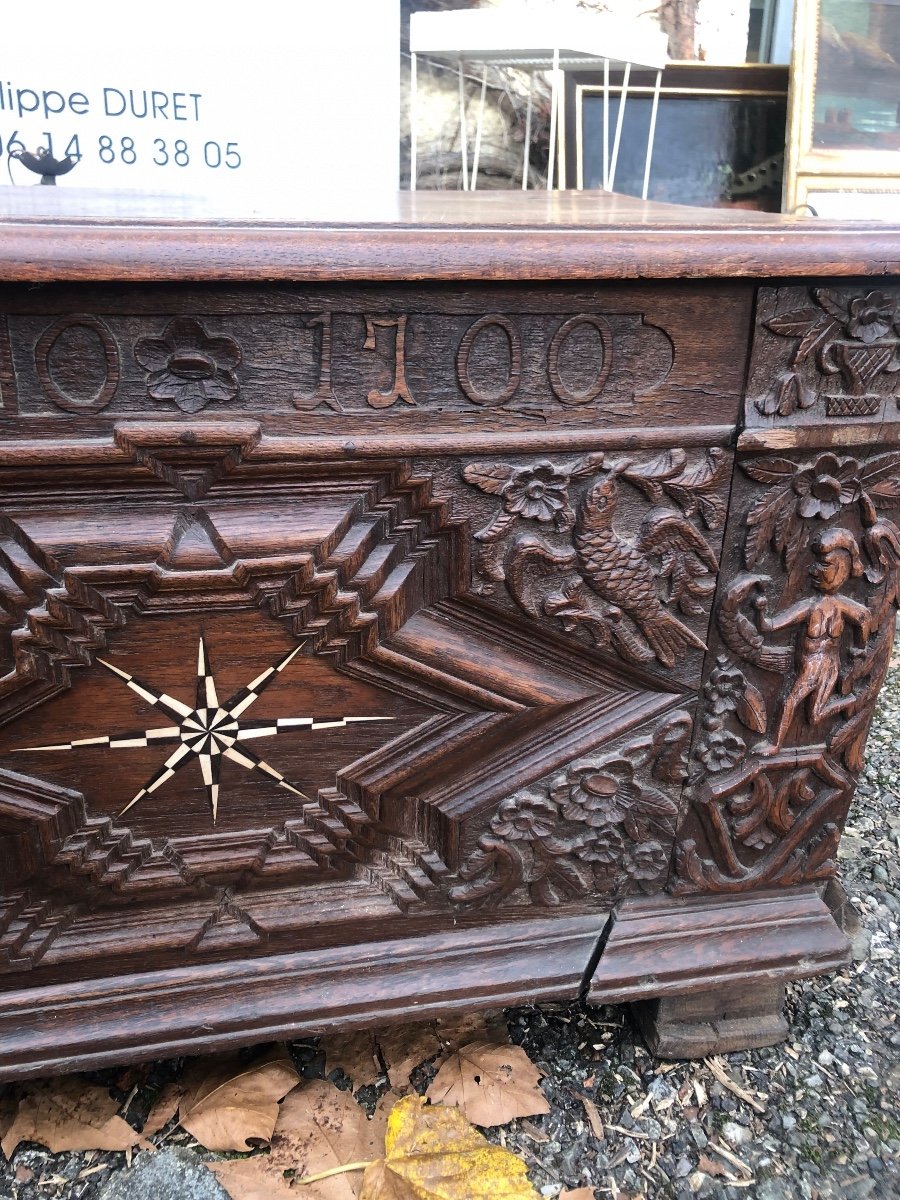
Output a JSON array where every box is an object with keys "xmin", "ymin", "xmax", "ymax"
[{"xmin": 573, "ymin": 473, "xmax": 718, "ymax": 667}]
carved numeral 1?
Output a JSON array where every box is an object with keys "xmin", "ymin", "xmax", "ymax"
[
  {"xmin": 293, "ymin": 312, "xmax": 342, "ymax": 411},
  {"xmin": 456, "ymin": 314, "xmax": 522, "ymax": 406},
  {"xmin": 362, "ymin": 315, "xmax": 416, "ymax": 409}
]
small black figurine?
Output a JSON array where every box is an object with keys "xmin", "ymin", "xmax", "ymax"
[{"xmin": 14, "ymin": 146, "xmax": 76, "ymax": 185}]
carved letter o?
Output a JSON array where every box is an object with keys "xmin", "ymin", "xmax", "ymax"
[
  {"xmin": 456, "ymin": 314, "xmax": 522, "ymax": 406},
  {"xmin": 547, "ymin": 315, "xmax": 613, "ymax": 405},
  {"xmin": 35, "ymin": 314, "xmax": 120, "ymax": 413}
]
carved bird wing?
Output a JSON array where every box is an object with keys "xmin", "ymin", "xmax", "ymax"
[
  {"xmin": 637, "ymin": 508, "xmax": 719, "ymax": 616},
  {"xmin": 504, "ymin": 533, "xmax": 578, "ymax": 619}
]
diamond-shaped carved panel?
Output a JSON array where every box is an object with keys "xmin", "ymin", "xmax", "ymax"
[{"xmin": 0, "ymin": 438, "xmax": 687, "ymax": 984}]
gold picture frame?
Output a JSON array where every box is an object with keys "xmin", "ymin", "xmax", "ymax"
[{"xmin": 785, "ymin": 0, "xmax": 900, "ymax": 213}]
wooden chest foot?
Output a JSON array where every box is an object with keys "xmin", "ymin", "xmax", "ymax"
[{"xmin": 630, "ymin": 982, "xmax": 788, "ymax": 1058}]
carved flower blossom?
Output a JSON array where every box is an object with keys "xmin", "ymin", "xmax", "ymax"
[
  {"xmin": 557, "ymin": 758, "xmax": 641, "ymax": 827},
  {"xmin": 698, "ymin": 729, "xmax": 746, "ymax": 773},
  {"xmin": 625, "ymin": 840, "xmax": 668, "ymax": 883},
  {"xmin": 575, "ymin": 825, "xmax": 625, "ymax": 864},
  {"xmin": 846, "ymin": 291, "xmax": 895, "ymax": 344},
  {"xmin": 502, "ymin": 462, "xmax": 571, "ymax": 523},
  {"xmin": 134, "ymin": 317, "xmax": 242, "ymax": 413},
  {"xmin": 791, "ymin": 453, "xmax": 861, "ymax": 520},
  {"xmin": 705, "ymin": 658, "xmax": 745, "ymax": 715},
  {"xmin": 490, "ymin": 793, "xmax": 556, "ymax": 841}
]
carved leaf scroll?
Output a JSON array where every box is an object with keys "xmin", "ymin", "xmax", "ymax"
[{"xmin": 450, "ymin": 710, "xmax": 692, "ymax": 910}]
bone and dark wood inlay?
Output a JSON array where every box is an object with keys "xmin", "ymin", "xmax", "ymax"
[{"xmin": 13, "ymin": 637, "xmax": 390, "ymax": 822}]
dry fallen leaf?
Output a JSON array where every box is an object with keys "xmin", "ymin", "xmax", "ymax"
[
  {"xmin": 434, "ymin": 1012, "xmax": 508, "ymax": 1051},
  {"xmin": 141, "ymin": 1081, "xmax": 184, "ymax": 1138},
  {"xmin": 1, "ymin": 1078, "xmax": 151, "ymax": 1158},
  {"xmin": 697, "ymin": 1153, "xmax": 731, "ymax": 1179},
  {"xmin": 377, "ymin": 1025, "xmax": 445, "ymax": 1092},
  {"xmin": 322, "ymin": 1031, "xmax": 382, "ymax": 1090},
  {"xmin": 378, "ymin": 1014, "xmax": 508, "ymax": 1093},
  {"xmin": 360, "ymin": 1094, "xmax": 540, "ymax": 1199},
  {"xmin": 171, "ymin": 1049, "xmax": 299, "ymax": 1151},
  {"xmin": 425, "ymin": 1042, "xmax": 549, "ymax": 1127},
  {"xmin": 212, "ymin": 1079, "xmax": 386, "ymax": 1200},
  {"xmin": 581, "ymin": 1096, "xmax": 604, "ymax": 1139}
]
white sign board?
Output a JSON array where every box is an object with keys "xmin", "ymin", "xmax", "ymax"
[{"xmin": 1, "ymin": 0, "xmax": 399, "ymax": 198}]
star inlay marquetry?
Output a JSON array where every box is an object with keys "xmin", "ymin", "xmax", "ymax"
[{"xmin": 14, "ymin": 637, "xmax": 391, "ymax": 822}]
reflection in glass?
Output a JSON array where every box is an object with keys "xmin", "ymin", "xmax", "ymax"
[
  {"xmin": 814, "ymin": 1, "xmax": 900, "ymax": 149},
  {"xmin": 581, "ymin": 93, "xmax": 787, "ymax": 210}
]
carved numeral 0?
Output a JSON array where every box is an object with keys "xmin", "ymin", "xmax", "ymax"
[
  {"xmin": 548, "ymin": 314, "xmax": 613, "ymax": 405},
  {"xmin": 293, "ymin": 311, "xmax": 342, "ymax": 412},
  {"xmin": 35, "ymin": 314, "xmax": 120, "ymax": 413},
  {"xmin": 456, "ymin": 314, "xmax": 522, "ymax": 406}
]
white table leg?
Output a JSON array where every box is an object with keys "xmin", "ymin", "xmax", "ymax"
[
  {"xmin": 602, "ymin": 57, "xmax": 609, "ymax": 191},
  {"xmin": 522, "ymin": 77, "xmax": 532, "ymax": 189},
  {"xmin": 458, "ymin": 58, "xmax": 469, "ymax": 191},
  {"xmin": 642, "ymin": 68, "xmax": 662, "ymax": 201},
  {"xmin": 472, "ymin": 63, "xmax": 487, "ymax": 190},
  {"xmin": 410, "ymin": 51, "xmax": 418, "ymax": 191},
  {"xmin": 547, "ymin": 46, "xmax": 559, "ymax": 190},
  {"xmin": 609, "ymin": 60, "xmax": 630, "ymax": 193}
]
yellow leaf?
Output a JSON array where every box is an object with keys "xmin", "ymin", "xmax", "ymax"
[
  {"xmin": 359, "ymin": 1094, "xmax": 539, "ymax": 1199},
  {"xmin": 425, "ymin": 1043, "xmax": 549, "ymax": 1127},
  {"xmin": 1, "ymin": 1079, "xmax": 151, "ymax": 1158},
  {"xmin": 212, "ymin": 1079, "xmax": 386, "ymax": 1200},
  {"xmin": 176, "ymin": 1049, "xmax": 299, "ymax": 1151}
]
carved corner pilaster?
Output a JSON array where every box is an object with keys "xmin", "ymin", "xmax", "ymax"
[{"xmin": 670, "ymin": 442, "xmax": 900, "ymax": 896}]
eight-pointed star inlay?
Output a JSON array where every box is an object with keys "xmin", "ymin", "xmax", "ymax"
[{"xmin": 14, "ymin": 637, "xmax": 391, "ymax": 822}]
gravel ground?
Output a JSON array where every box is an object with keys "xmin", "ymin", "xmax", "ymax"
[{"xmin": 1, "ymin": 669, "xmax": 898, "ymax": 1200}]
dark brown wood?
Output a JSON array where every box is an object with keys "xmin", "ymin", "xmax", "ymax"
[
  {"xmin": 0, "ymin": 188, "xmax": 897, "ymax": 281},
  {"xmin": 0, "ymin": 190, "xmax": 892, "ymax": 1075},
  {"xmin": 632, "ymin": 983, "xmax": 789, "ymax": 1058}
]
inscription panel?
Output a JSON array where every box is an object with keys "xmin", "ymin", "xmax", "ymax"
[{"xmin": 0, "ymin": 281, "xmax": 751, "ymax": 427}]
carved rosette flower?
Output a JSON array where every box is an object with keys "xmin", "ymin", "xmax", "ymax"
[
  {"xmin": 554, "ymin": 757, "xmax": 640, "ymax": 827},
  {"xmin": 697, "ymin": 728, "xmax": 746, "ymax": 773},
  {"xmin": 791, "ymin": 454, "xmax": 861, "ymax": 520},
  {"xmin": 845, "ymin": 291, "xmax": 896, "ymax": 344},
  {"xmin": 134, "ymin": 317, "xmax": 242, "ymax": 413},
  {"xmin": 575, "ymin": 825, "xmax": 625, "ymax": 864},
  {"xmin": 705, "ymin": 659, "xmax": 745, "ymax": 715},
  {"xmin": 624, "ymin": 840, "xmax": 668, "ymax": 886},
  {"xmin": 502, "ymin": 462, "xmax": 572, "ymax": 525},
  {"xmin": 489, "ymin": 793, "xmax": 556, "ymax": 841}
]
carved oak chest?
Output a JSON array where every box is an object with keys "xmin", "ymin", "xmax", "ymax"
[{"xmin": 0, "ymin": 188, "xmax": 897, "ymax": 1078}]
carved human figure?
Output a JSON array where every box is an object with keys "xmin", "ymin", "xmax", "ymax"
[{"xmin": 754, "ymin": 529, "xmax": 872, "ymax": 748}]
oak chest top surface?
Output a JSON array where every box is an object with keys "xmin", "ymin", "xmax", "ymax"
[{"xmin": 0, "ymin": 186, "xmax": 897, "ymax": 281}]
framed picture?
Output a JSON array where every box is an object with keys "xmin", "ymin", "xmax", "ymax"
[
  {"xmin": 566, "ymin": 64, "xmax": 789, "ymax": 211},
  {"xmin": 785, "ymin": 0, "xmax": 900, "ymax": 214}
]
